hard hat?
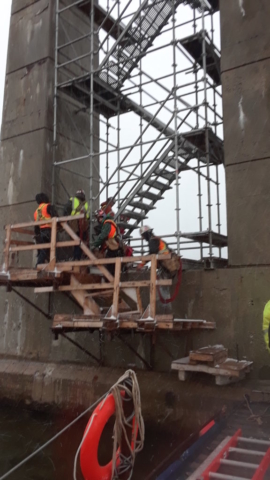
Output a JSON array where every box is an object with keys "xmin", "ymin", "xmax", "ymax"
[
  {"xmin": 139, "ymin": 225, "xmax": 152, "ymax": 236},
  {"xmin": 101, "ymin": 197, "xmax": 115, "ymax": 207},
  {"xmin": 76, "ymin": 189, "xmax": 86, "ymax": 200}
]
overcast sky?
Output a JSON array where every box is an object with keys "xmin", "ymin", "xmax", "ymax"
[{"xmin": 0, "ymin": 1, "xmax": 12, "ymax": 122}]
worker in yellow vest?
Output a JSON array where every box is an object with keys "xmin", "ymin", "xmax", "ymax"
[
  {"xmin": 138, "ymin": 225, "xmax": 180, "ymax": 276},
  {"xmin": 34, "ymin": 193, "xmax": 57, "ymax": 266},
  {"xmin": 64, "ymin": 189, "xmax": 90, "ymax": 260},
  {"xmin": 263, "ymin": 301, "xmax": 270, "ymax": 353},
  {"xmin": 93, "ymin": 209, "xmax": 123, "ymax": 274}
]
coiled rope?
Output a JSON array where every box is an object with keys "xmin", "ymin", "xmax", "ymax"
[{"xmin": 73, "ymin": 369, "xmax": 145, "ymax": 480}]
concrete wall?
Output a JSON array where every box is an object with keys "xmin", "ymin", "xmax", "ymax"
[
  {"xmin": 0, "ymin": 0, "xmax": 99, "ymax": 363},
  {"xmin": 221, "ymin": 0, "xmax": 270, "ymax": 266}
]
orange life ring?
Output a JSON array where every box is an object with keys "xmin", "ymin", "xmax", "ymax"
[{"xmin": 80, "ymin": 392, "xmax": 137, "ymax": 480}]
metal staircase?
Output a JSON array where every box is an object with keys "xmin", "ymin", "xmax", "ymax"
[{"xmin": 97, "ymin": 0, "xmax": 183, "ymax": 90}]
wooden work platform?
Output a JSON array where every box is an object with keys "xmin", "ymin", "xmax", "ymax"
[
  {"xmin": 172, "ymin": 345, "xmax": 253, "ymax": 385},
  {"xmin": 52, "ymin": 314, "xmax": 216, "ymax": 333},
  {"xmin": 1, "ymin": 214, "xmax": 217, "ymax": 369}
]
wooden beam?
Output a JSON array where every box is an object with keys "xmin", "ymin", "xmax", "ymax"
[
  {"xmin": 111, "ymin": 258, "xmax": 121, "ymax": 318},
  {"xmin": 10, "ymin": 240, "xmax": 35, "ymax": 246},
  {"xmin": 50, "ymin": 217, "xmax": 57, "ymax": 269},
  {"xmin": 56, "ymin": 240, "xmax": 80, "ymax": 247},
  {"xmin": 10, "ymin": 243, "xmax": 51, "ymax": 252},
  {"xmin": 34, "ymin": 278, "xmax": 172, "ymax": 294},
  {"xmin": 44, "ymin": 253, "xmax": 172, "ymax": 268},
  {"xmin": 61, "ymin": 221, "xmax": 114, "ymax": 283},
  {"xmin": 11, "ymin": 228, "xmax": 34, "ymax": 235},
  {"xmin": 9, "ymin": 214, "xmax": 85, "ymax": 230}
]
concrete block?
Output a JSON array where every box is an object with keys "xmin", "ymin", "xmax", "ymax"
[
  {"xmin": 226, "ymin": 159, "xmax": 270, "ymax": 265},
  {"xmin": 1, "ymin": 59, "xmax": 54, "ymax": 140},
  {"xmin": 8, "ymin": 0, "xmax": 54, "ymax": 74},
  {"xmin": 0, "ymin": 129, "xmax": 52, "ymax": 206},
  {"xmin": 220, "ymin": 0, "xmax": 270, "ymax": 72},
  {"xmin": 222, "ymin": 58, "xmax": 270, "ymax": 165}
]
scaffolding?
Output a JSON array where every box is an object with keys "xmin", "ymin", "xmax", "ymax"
[{"xmin": 53, "ymin": 0, "xmax": 226, "ymax": 267}]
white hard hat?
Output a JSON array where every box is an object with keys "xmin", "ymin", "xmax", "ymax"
[{"xmin": 139, "ymin": 225, "xmax": 152, "ymax": 236}]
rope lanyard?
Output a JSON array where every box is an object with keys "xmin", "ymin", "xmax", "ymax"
[{"xmin": 157, "ymin": 258, "xmax": 182, "ymax": 304}]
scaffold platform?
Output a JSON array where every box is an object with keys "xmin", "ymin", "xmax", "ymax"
[{"xmin": 0, "ymin": 216, "xmax": 216, "ymax": 337}]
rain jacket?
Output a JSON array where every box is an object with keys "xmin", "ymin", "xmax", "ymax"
[{"xmin": 263, "ymin": 301, "xmax": 270, "ymax": 353}]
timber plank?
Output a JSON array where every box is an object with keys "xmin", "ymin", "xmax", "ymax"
[{"xmin": 189, "ymin": 345, "xmax": 228, "ymax": 366}]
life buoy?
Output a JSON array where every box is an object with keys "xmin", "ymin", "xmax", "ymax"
[{"xmin": 80, "ymin": 392, "xmax": 137, "ymax": 480}]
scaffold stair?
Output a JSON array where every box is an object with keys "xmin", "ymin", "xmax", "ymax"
[
  {"xmin": 97, "ymin": 0, "xmax": 183, "ymax": 90},
  {"xmin": 113, "ymin": 130, "xmax": 224, "ymax": 238}
]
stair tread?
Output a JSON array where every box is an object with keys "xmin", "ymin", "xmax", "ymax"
[
  {"xmin": 129, "ymin": 201, "xmax": 154, "ymax": 211},
  {"xmin": 138, "ymin": 190, "xmax": 164, "ymax": 201},
  {"xmin": 145, "ymin": 179, "xmax": 171, "ymax": 190},
  {"xmin": 121, "ymin": 210, "xmax": 146, "ymax": 220}
]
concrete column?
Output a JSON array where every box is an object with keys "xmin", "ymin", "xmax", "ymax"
[
  {"xmin": 0, "ymin": 0, "xmax": 99, "ymax": 362},
  {"xmin": 221, "ymin": 0, "xmax": 270, "ymax": 266}
]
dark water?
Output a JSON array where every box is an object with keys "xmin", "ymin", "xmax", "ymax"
[{"xmin": 0, "ymin": 405, "xmax": 188, "ymax": 480}]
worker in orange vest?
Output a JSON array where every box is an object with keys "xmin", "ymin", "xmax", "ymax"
[
  {"xmin": 138, "ymin": 225, "xmax": 180, "ymax": 276},
  {"xmin": 34, "ymin": 193, "xmax": 57, "ymax": 266},
  {"xmin": 93, "ymin": 209, "xmax": 123, "ymax": 274}
]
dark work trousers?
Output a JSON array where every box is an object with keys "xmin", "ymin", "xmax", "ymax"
[
  {"xmin": 36, "ymin": 228, "xmax": 51, "ymax": 266},
  {"xmin": 74, "ymin": 231, "xmax": 88, "ymax": 261},
  {"xmin": 105, "ymin": 248, "xmax": 123, "ymax": 275}
]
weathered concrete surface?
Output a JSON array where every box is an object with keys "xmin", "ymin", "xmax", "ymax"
[
  {"xmin": 226, "ymin": 160, "xmax": 270, "ymax": 266},
  {"xmin": 222, "ymin": 60, "xmax": 270, "ymax": 167},
  {"xmin": 1, "ymin": 358, "xmax": 269, "ymax": 433},
  {"xmin": 220, "ymin": 0, "xmax": 270, "ymax": 72},
  {"xmin": 221, "ymin": 0, "xmax": 270, "ymax": 266},
  {"xmin": 7, "ymin": 0, "xmax": 54, "ymax": 74}
]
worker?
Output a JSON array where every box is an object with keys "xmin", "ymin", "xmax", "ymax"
[
  {"xmin": 64, "ymin": 189, "xmax": 90, "ymax": 260},
  {"xmin": 263, "ymin": 301, "xmax": 270, "ymax": 353},
  {"xmin": 34, "ymin": 193, "xmax": 57, "ymax": 266},
  {"xmin": 138, "ymin": 225, "xmax": 180, "ymax": 277},
  {"xmin": 93, "ymin": 209, "xmax": 123, "ymax": 274}
]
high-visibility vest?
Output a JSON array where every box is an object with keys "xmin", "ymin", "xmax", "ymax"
[
  {"xmin": 158, "ymin": 238, "xmax": 170, "ymax": 254},
  {"xmin": 104, "ymin": 219, "xmax": 117, "ymax": 239},
  {"xmin": 34, "ymin": 203, "xmax": 51, "ymax": 229},
  {"xmin": 70, "ymin": 197, "xmax": 90, "ymax": 219},
  {"xmin": 263, "ymin": 301, "xmax": 270, "ymax": 353}
]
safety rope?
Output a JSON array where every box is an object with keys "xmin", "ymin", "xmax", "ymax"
[
  {"xmin": 0, "ymin": 394, "xmax": 107, "ymax": 480},
  {"xmin": 73, "ymin": 369, "xmax": 145, "ymax": 480},
  {"xmin": 157, "ymin": 258, "xmax": 182, "ymax": 304}
]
